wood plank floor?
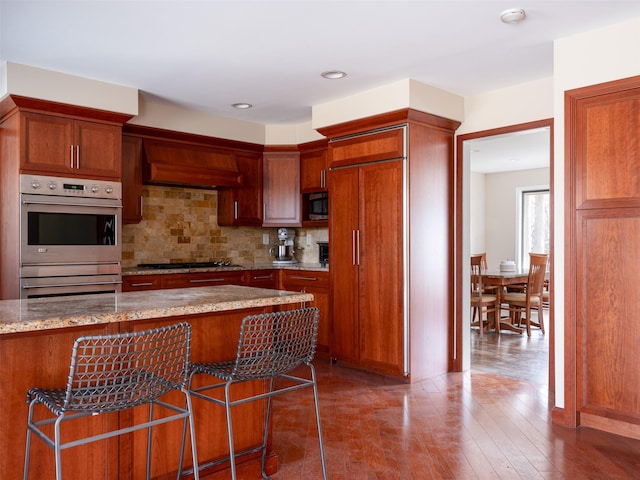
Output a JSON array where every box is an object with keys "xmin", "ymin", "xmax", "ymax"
[{"xmin": 263, "ymin": 331, "xmax": 640, "ymax": 479}]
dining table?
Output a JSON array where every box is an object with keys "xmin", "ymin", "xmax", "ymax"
[{"xmin": 481, "ymin": 269, "xmax": 531, "ymax": 334}]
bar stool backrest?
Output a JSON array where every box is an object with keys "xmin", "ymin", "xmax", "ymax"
[
  {"xmin": 58, "ymin": 323, "xmax": 191, "ymax": 414},
  {"xmin": 230, "ymin": 308, "xmax": 319, "ymax": 381}
]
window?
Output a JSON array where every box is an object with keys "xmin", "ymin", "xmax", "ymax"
[{"xmin": 518, "ymin": 188, "xmax": 550, "ymax": 270}]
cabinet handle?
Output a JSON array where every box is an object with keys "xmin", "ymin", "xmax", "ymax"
[
  {"xmin": 263, "ymin": 203, "xmax": 267, "ymax": 219},
  {"xmin": 353, "ymin": 230, "xmax": 360, "ymax": 266},
  {"xmin": 70, "ymin": 145, "xmax": 74, "ymax": 169},
  {"xmin": 234, "ymin": 201, "xmax": 238, "ymax": 220},
  {"xmin": 253, "ymin": 275, "xmax": 272, "ymax": 280},
  {"xmin": 76, "ymin": 145, "xmax": 80, "ymax": 169},
  {"xmin": 189, "ymin": 278, "xmax": 225, "ymax": 283},
  {"xmin": 290, "ymin": 276, "xmax": 318, "ymax": 281},
  {"xmin": 129, "ymin": 282, "xmax": 154, "ymax": 287}
]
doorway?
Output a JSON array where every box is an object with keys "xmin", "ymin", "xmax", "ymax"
[{"xmin": 453, "ymin": 119, "xmax": 554, "ymax": 392}]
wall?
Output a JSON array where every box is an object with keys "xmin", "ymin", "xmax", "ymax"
[
  {"xmin": 121, "ymin": 185, "xmax": 327, "ymax": 268},
  {"xmin": 469, "ymin": 171, "xmax": 485, "ymax": 256},
  {"xmin": 552, "ymin": 17, "xmax": 640, "ymax": 409},
  {"xmin": 481, "ymin": 167, "xmax": 550, "ymax": 270}
]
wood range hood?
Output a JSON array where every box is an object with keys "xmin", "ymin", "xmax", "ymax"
[{"xmin": 142, "ymin": 137, "xmax": 243, "ymax": 189}]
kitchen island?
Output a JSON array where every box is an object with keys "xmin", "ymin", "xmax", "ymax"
[{"xmin": 1, "ymin": 285, "xmax": 313, "ymax": 480}]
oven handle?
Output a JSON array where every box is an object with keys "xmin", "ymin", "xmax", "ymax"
[
  {"xmin": 22, "ymin": 280, "xmax": 123, "ymax": 289},
  {"xmin": 22, "ymin": 199, "xmax": 122, "ymax": 208}
]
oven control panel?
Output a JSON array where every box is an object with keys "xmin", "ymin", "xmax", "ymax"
[{"xmin": 20, "ymin": 174, "xmax": 122, "ymax": 200}]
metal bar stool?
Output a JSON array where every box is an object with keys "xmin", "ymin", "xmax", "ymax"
[
  {"xmin": 23, "ymin": 322, "xmax": 200, "ymax": 480},
  {"xmin": 185, "ymin": 307, "xmax": 327, "ymax": 480}
]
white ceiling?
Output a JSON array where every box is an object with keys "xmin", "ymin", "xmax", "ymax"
[
  {"xmin": 468, "ymin": 126, "xmax": 550, "ymax": 173},
  {"xmin": 2, "ymin": 0, "xmax": 640, "ymax": 127}
]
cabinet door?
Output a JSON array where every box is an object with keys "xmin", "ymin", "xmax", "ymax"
[
  {"xmin": 329, "ymin": 167, "xmax": 360, "ymax": 364},
  {"xmin": 121, "ymin": 135, "xmax": 143, "ymax": 224},
  {"xmin": 263, "ymin": 152, "xmax": 301, "ymax": 226},
  {"xmin": 300, "ymin": 148, "xmax": 328, "ymax": 192},
  {"xmin": 122, "ymin": 274, "xmax": 162, "ymax": 292},
  {"xmin": 162, "ymin": 271, "xmax": 245, "ymax": 289},
  {"xmin": 357, "ymin": 160, "xmax": 404, "ymax": 375},
  {"xmin": 281, "ymin": 270, "xmax": 330, "ymax": 354},
  {"xmin": 218, "ymin": 152, "xmax": 263, "ymax": 226},
  {"xmin": 74, "ymin": 120, "xmax": 122, "ymax": 178},
  {"xmin": 21, "ymin": 112, "xmax": 74, "ymax": 174},
  {"xmin": 244, "ymin": 269, "xmax": 278, "ymax": 288},
  {"xmin": 20, "ymin": 112, "xmax": 121, "ymax": 179}
]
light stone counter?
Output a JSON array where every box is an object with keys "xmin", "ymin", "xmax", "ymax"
[
  {"xmin": 122, "ymin": 263, "xmax": 329, "ymax": 275},
  {"xmin": 0, "ymin": 284, "xmax": 313, "ymax": 335}
]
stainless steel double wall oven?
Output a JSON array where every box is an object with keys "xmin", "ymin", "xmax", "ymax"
[{"xmin": 19, "ymin": 174, "xmax": 122, "ymax": 298}]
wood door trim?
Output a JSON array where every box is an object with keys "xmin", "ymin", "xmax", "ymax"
[{"xmin": 453, "ymin": 119, "xmax": 554, "ymax": 394}]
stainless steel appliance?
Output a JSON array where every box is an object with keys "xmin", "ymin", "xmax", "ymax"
[
  {"xmin": 317, "ymin": 242, "xmax": 328, "ymax": 267},
  {"xmin": 271, "ymin": 227, "xmax": 297, "ymax": 264},
  {"xmin": 307, "ymin": 192, "xmax": 328, "ymax": 220},
  {"xmin": 19, "ymin": 174, "xmax": 122, "ymax": 298}
]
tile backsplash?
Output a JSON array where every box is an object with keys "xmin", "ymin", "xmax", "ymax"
[{"xmin": 121, "ymin": 185, "xmax": 327, "ymax": 268}]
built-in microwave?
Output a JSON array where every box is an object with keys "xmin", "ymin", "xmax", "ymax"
[{"xmin": 307, "ymin": 192, "xmax": 328, "ymax": 220}]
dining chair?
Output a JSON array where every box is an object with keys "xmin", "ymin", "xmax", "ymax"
[
  {"xmin": 502, "ymin": 253, "xmax": 549, "ymax": 336},
  {"xmin": 23, "ymin": 322, "xmax": 200, "ymax": 480},
  {"xmin": 470, "ymin": 255, "xmax": 499, "ymax": 337},
  {"xmin": 184, "ymin": 307, "xmax": 327, "ymax": 480}
]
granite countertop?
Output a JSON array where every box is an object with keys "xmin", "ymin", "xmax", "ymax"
[
  {"xmin": 0, "ymin": 285, "xmax": 313, "ymax": 335},
  {"xmin": 123, "ymin": 263, "xmax": 329, "ymax": 276}
]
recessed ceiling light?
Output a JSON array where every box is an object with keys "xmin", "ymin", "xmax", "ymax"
[
  {"xmin": 321, "ymin": 70, "xmax": 347, "ymax": 80},
  {"xmin": 500, "ymin": 8, "xmax": 526, "ymax": 24},
  {"xmin": 232, "ymin": 103, "xmax": 252, "ymax": 109}
]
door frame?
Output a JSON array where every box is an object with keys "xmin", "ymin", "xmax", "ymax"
[{"xmin": 453, "ymin": 118, "xmax": 555, "ymax": 396}]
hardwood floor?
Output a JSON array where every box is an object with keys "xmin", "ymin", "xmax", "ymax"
[{"xmin": 261, "ymin": 335, "xmax": 640, "ymax": 479}]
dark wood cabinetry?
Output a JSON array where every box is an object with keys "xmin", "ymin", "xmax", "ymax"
[
  {"xmin": 244, "ymin": 269, "xmax": 278, "ymax": 288},
  {"xmin": 263, "ymin": 150, "xmax": 301, "ymax": 226},
  {"xmin": 121, "ymin": 134, "xmax": 143, "ymax": 224},
  {"xmin": 320, "ymin": 109, "xmax": 460, "ymax": 381},
  {"xmin": 300, "ymin": 140, "xmax": 328, "ymax": 192},
  {"xmin": 565, "ymin": 76, "xmax": 640, "ymax": 438},
  {"xmin": 218, "ymin": 151, "xmax": 263, "ymax": 226},
  {"xmin": 280, "ymin": 269, "xmax": 330, "ymax": 354},
  {"xmin": 21, "ymin": 112, "xmax": 122, "ymax": 179}
]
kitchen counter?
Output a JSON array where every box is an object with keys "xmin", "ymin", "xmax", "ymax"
[
  {"xmin": 0, "ymin": 284, "xmax": 313, "ymax": 479},
  {"xmin": 0, "ymin": 284, "xmax": 313, "ymax": 335},
  {"xmin": 122, "ymin": 262, "xmax": 328, "ymax": 275}
]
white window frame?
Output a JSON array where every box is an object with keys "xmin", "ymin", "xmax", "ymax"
[{"xmin": 515, "ymin": 185, "xmax": 550, "ymax": 270}]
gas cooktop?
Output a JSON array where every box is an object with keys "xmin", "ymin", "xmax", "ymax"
[{"xmin": 137, "ymin": 261, "xmax": 240, "ymax": 269}]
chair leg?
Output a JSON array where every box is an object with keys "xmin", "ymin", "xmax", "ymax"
[
  {"xmin": 309, "ymin": 363, "xmax": 328, "ymax": 480},
  {"xmin": 23, "ymin": 401, "xmax": 35, "ymax": 480},
  {"xmin": 146, "ymin": 402, "xmax": 154, "ymax": 480},
  {"xmin": 260, "ymin": 378, "xmax": 275, "ymax": 479},
  {"xmin": 185, "ymin": 391, "xmax": 200, "ymax": 480},
  {"xmin": 54, "ymin": 415, "xmax": 64, "ymax": 480},
  {"xmin": 224, "ymin": 381, "xmax": 237, "ymax": 480}
]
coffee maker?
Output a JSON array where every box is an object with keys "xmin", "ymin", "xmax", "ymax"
[{"xmin": 271, "ymin": 228, "xmax": 297, "ymax": 264}]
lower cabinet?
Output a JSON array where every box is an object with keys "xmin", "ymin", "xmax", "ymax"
[{"xmin": 280, "ymin": 270, "xmax": 330, "ymax": 355}]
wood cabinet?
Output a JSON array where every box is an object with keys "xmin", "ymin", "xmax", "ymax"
[
  {"xmin": 121, "ymin": 134, "xmax": 143, "ymax": 223},
  {"xmin": 330, "ymin": 158, "xmax": 404, "ymax": 373},
  {"xmin": 263, "ymin": 151, "xmax": 301, "ymax": 226},
  {"xmin": 319, "ymin": 109, "xmax": 460, "ymax": 381},
  {"xmin": 21, "ymin": 111, "xmax": 122, "ymax": 179},
  {"xmin": 244, "ymin": 269, "xmax": 278, "ymax": 288},
  {"xmin": 123, "ymin": 269, "xmax": 278, "ymax": 292},
  {"xmin": 565, "ymin": 76, "xmax": 640, "ymax": 438},
  {"xmin": 300, "ymin": 141, "xmax": 328, "ymax": 192},
  {"xmin": 280, "ymin": 269, "xmax": 330, "ymax": 354},
  {"xmin": 218, "ymin": 151, "xmax": 263, "ymax": 226}
]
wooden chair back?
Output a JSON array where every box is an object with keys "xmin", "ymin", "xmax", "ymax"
[{"xmin": 527, "ymin": 253, "xmax": 549, "ymax": 298}]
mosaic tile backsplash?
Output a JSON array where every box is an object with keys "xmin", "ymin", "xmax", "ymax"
[{"xmin": 121, "ymin": 185, "xmax": 327, "ymax": 268}]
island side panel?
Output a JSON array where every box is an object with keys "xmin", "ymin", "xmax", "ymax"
[
  {"xmin": 1, "ymin": 323, "xmax": 119, "ymax": 480},
  {"xmin": 122, "ymin": 306, "xmax": 279, "ymax": 479}
]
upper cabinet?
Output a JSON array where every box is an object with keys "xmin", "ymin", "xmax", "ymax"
[
  {"xmin": 121, "ymin": 135, "xmax": 143, "ymax": 224},
  {"xmin": 300, "ymin": 140, "xmax": 329, "ymax": 192},
  {"xmin": 263, "ymin": 150, "xmax": 301, "ymax": 227},
  {"xmin": 18, "ymin": 106, "xmax": 129, "ymax": 180},
  {"xmin": 218, "ymin": 151, "xmax": 263, "ymax": 226}
]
